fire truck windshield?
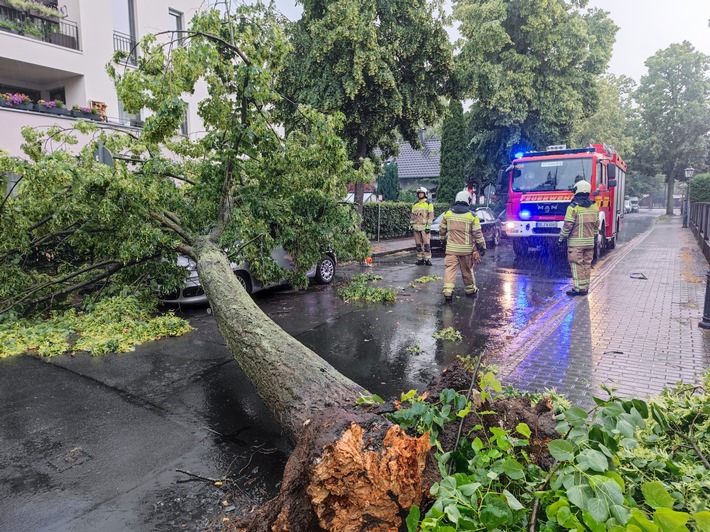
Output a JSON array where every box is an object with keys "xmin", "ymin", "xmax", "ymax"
[{"xmin": 512, "ymin": 158, "xmax": 593, "ymax": 192}]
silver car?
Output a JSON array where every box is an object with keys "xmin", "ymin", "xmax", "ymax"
[{"xmin": 161, "ymin": 247, "xmax": 337, "ymax": 305}]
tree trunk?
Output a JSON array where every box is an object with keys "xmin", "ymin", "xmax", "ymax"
[
  {"xmin": 666, "ymin": 175, "xmax": 675, "ymax": 215},
  {"xmin": 193, "ymin": 236, "xmax": 434, "ymax": 530},
  {"xmin": 193, "ymin": 237, "xmax": 367, "ymax": 441}
]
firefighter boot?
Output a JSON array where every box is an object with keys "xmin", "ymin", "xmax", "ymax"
[
  {"xmin": 416, "ymin": 259, "xmax": 425, "ymax": 265},
  {"xmin": 444, "ymin": 295, "xmax": 453, "ymax": 303},
  {"xmin": 425, "ymin": 259, "xmax": 432, "ymax": 266}
]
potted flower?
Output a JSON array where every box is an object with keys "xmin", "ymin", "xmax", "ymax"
[
  {"xmin": 0, "ymin": 19, "xmax": 22, "ymax": 34},
  {"xmin": 71, "ymin": 104, "xmax": 100, "ymax": 121},
  {"xmin": 2, "ymin": 92, "xmax": 34, "ymax": 110},
  {"xmin": 36, "ymin": 99, "xmax": 69, "ymax": 116}
]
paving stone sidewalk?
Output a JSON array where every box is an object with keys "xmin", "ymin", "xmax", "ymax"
[{"xmin": 489, "ymin": 215, "xmax": 710, "ymax": 407}]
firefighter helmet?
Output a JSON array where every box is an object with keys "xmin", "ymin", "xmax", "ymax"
[
  {"xmin": 416, "ymin": 187, "xmax": 428, "ymax": 195},
  {"xmin": 455, "ymin": 191, "xmax": 471, "ymax": 203},
  {"xmin": 573, "ymin": 180, "xmax": 591, "ymax": 194}
]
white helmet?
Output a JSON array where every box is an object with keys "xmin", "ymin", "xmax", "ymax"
[
  {"xmin": 573, "ymin": 180, "xmax": 591, "ymax": 194},
  {"xmin": 455, "ymin": 191, "xmax": 471, "ymax": 203},
  {"xmin": 416, "ymin": 187, "xmax": 428, "ymax": 195}
]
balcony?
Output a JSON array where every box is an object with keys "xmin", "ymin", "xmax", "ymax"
[
  {"xmin": 113, "ymin": 31, "xmax": 137, "ymax": 66},
  {"xmin": 0, "ymin": 4, "xmax": 79, "ymax": 50}
]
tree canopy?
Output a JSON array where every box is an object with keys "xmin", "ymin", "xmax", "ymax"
[
  {"xmin": 280, "ymin": 0, "xmax": 454, "ymax": 211},
  {"xmin": 634, "ymin": 41, "xmax": 710, "ymax": 214},
  {"xmin": 377, "ymin": 162, "xmax": 400, "ymax": 201},
  {"xmin": 453, "ymin": 0, "xmax": 617, "ymax": 177},
  {"xmin": 437, "ymin": 99, "xmax": 467, "ymax": 204},
  {"xmin": 0, "ymin": 4, "xmax": 372, "ymax": 438}
]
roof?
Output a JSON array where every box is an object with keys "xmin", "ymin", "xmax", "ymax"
[{"xmin": 392, "ymin": 137, "xmax": 441, "ymax": 180}]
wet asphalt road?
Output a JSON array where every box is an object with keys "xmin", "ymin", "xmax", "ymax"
[{"xmin": 0, "ymin": 209, "xmax": 662, "ymax": 531}]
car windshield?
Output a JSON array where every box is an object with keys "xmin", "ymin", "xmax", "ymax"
[{"xmin": 512, "ymin": 158, "xmax": 592, "ymax": 192}]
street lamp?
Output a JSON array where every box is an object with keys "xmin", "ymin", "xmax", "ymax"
[{"xmin": 683, "ymin": 167, "xmax": 695, "ymax": 228}]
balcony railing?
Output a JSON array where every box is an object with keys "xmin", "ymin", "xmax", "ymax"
[
  {"xmin": 0, "ymin": 5, "xmax": 79, "ymax": 50},
  {"xmin": 113, "ymin": 30, "xmax": 137, "ymax": 66}
]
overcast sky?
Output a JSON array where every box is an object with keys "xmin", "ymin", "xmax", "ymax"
[{"xmin": 270, "ymin": 0, "xmax": 710, "ymax": 82}]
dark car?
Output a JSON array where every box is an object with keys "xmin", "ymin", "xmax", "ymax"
[{"xmin": 430, "ymin": 206, "xmax": 502, "ymax": 249}]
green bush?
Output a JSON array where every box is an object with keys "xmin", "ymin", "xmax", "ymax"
[{"xmin": 689, "ymin": 173, "xmax": 710, "ymax": 203}]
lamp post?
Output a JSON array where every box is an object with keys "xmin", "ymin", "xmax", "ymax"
[{"xmin": 683, "ymin": 167, "xmax": 695, "ymax": 228}]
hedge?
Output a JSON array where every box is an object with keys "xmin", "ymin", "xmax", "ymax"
[{"xmin": 689, "ymin": 173, "xmax": 710, "ymax": 203}]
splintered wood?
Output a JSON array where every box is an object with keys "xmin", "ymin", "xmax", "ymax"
[{"xmin": 306, "ymin": 423, "xmax": 430, "ymax": 531}]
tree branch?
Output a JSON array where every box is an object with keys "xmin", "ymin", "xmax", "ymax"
[{"xmin": 149, "ymin": 210, "xmax": 194, "ymax": 245}]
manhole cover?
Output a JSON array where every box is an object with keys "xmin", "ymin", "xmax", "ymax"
[{"xmin": 48, "ymin": 447, "xmax": 92, "ymax": 472}]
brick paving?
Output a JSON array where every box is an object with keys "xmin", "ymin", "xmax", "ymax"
[{"xmin": 489, "ymin": 216, "xmax": 710, "ymax": 408}]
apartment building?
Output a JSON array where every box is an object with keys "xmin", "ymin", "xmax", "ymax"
[{"xmin": 0, "ymin": 0, "xmax": 208, "ymax": 158}]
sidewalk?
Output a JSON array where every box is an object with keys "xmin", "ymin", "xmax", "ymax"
[
  {"xmin": 370, "ymin": 236, "xmax": 414, "ymax": 257},
  {"xmin": 489, "ymin": 215, "xmax": 710, "ymax": 407}
]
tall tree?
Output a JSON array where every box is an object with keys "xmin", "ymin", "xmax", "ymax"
[
  {"xmin": 454, "ymin": 0, "xmax": 617, "ymax": 177},
  {"xmin": 634, "ymin": 41, "xmax": 710, "ymax": 215},
  {"xmin": 570, "ymin": 74, "xmax": 637, "ymax": 158},
  {"xmin": 279, "ymin": 0, "xmax": 454, "ymax": 215},
  {"xmin": 377, "ymin": 161, "xmax": 400, "ymax": 201},
  {"xmin": 438, "ymin": 99, "xmax": 467, "ymax": 204}
]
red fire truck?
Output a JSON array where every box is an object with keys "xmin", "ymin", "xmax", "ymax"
[{"xmin": 500, "ymin": 143, "xmax": 627, "ymax": 259}]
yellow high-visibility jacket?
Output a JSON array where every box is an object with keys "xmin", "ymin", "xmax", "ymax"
[
  {"xmin": 559, "ymin": 201, "xmax": 600, "ymax": 248},
  {"xmin": 440, "ymin": 204, "xmax": 486, "ymax": 256},
  {"xmin": 411, "ymin": 199, "xmax": 434, "ymax": 231}
]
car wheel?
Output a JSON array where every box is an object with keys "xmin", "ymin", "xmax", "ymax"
[
  {"xmin": 315, "ymin": 256, "xmax": 336, "ymax": 285},
  {"xmin": 235, "ymin": 271, "xmax": 252, "ymax": 294},
  {"xmin": 490, "ymin": 229, "xmax": 500, "ymax": 247}
]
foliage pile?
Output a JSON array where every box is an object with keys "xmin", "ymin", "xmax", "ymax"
[
  {"xmin": 410, "ymin": 275, "xmax": 443, "ymax": 288},
  {"xmin": 432, "ymin": 327, "xmax": 463, "ymax": 342},
  {"xmin": 689, "ymin": 173, "xmax": 710, "ymax": 204},
  {"xmin": 337, "ymin": 273, "xmax": 396, "ymax": 303},
  {"xmin": 0, "ymin": 296, "xmax": 191, "ymax": 357},
  {"xmin": 383, "ymin": 369, "xmax": 710, "ymax": 531}
]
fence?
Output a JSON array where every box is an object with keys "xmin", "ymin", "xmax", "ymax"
[
  {"xmin": 688, "ymin": 202, "xmax": 710, "ymax": 264},
  {"xmin": 0, "ymin": 5, "xmax": 79, "ymax": 50}
]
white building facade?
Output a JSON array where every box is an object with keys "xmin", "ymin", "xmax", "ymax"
[{"xmin": 0, "ymin": 0, "xmax": 207, "ymax": 158}]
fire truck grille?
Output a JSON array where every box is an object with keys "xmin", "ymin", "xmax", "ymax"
[{"xmin": 522, "ymin": 201, "xmax": 569, "ymax": 217}]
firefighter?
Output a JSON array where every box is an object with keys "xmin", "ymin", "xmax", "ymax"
[
  {"xmin": 440, "ymin": 191, "xmax": 486, "ymax": 302},
  {"xmin": 410, "ymin": 186, "xmax": 434, "ymax": 265},
  {"xmin": 558, "ymin": 180, "xmax": 599, "ymax": 296}
]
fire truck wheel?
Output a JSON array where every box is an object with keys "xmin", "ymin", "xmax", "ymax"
[
  {"xmin": 512, "ymin": 239, "xmax": 530, "ymax": 257},
  {"xmin": 607, "ymin": 236, "xmax": 616, "ymax": 250}
]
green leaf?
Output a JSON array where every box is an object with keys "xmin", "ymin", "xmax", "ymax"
[
  {"xmin": 480, "ymin": 496, "xmax": 511, "ymax": 530},
  {"xmin": 406, "ymin": 505, "xmax": 420, "ymax": 532},
  {"xmin": 692, "ymin": 511, "xmax": 710, "ymax": 532},
  {"xmin": 444, "ymin": 503, "xmax": 462, "ymax": 525},
  {"xmin": 567, "ymin": 484, "xmax": 589, "ymax": 510},
  {"xmin": 596, "ymin": 478, "xmax": 624, "ymax": 506},
  {"xmin": 548, "ymin": 439, "xmax": 575, "ymax": 462},
  {"xmin": 500, "ymin": 458, "xmax": 525, "ymax": 480},
  {"xmin": 642, "ymin": 481, "xmax": 676, "ymax": 509},
  {"xmin": 546, "ymin": 498, "xmax": 570, "ymax": 520},
  {"xmin": 603, "ymin": 402, "xmax": 625, "ymax": 416},
  {"xmin": 587, "ymin": 497, "xmax": 610, "ymax": 523},
  {"xmin": 564, "ymin": 407, "xmax": 589, "ymax": 427},
  {"xmin": 503, "ymin": 489, "xmax": 525, "ymax": 511},
  {"xmin": 582, "ymin": 510, "xmax": 607, "ymax": 532},
  {"xmin": 631, "ymin": 399, "xmax": 649, "ymax": 418},
  {"xmin": 516, "ymin": 422, "xmax": 531, "ymax": 438},
  {"xmin": 653, "ymin": 508, "xmax": 690, "ymax": 532},
  {"xmin": 630, "ymin": 509, "xmax": 659, "ymax": 531},
  {"xmin": 578, "ymin": 449, "xmax": 609, "ymax": 472}
]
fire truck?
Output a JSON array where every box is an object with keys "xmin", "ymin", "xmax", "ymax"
[{"xmin": 499, "ymin": 143, "xmax": 627, "ymax": 259}]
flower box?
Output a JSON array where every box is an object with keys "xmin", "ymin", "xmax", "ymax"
[
  {"xmin": 71, "ymin": 109, "xmax": 101, "ymax": 121},
  {"xmin": 6, "ymin": 102, "xmax": 34, "ymax": 111},
  {"xmin": 36, "ymin": 103, "xmax": 70, "ymax": 115}
]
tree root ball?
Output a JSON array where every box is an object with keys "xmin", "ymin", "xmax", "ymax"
[{"xmin": 234, "ymin": 410, "xmax": 431, "ymax": 532}]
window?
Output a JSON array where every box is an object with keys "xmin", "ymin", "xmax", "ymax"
[
  {"xmin": 113, "ymin": 0, "xmax": 137, "ymax": 65},
  {"xmin": 117, "ymin": 100, "xmax": 141, "ymax": 128},
  {"xmin": 169, "ymin": 9, "xmax": 184, "ymax": 45}
]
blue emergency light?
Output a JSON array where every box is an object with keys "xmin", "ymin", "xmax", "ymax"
[{"xmin": 519, "ymin": 210, "xmax": 531, "ymax": 220}]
